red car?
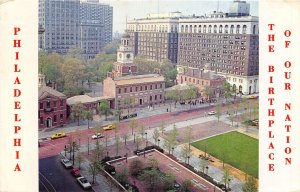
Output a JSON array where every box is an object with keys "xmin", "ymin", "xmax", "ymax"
[{"xmin": 71, "ymin": 168, "xmax": 81, "ymax": 177}]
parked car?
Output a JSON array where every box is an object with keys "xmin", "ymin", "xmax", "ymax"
[
  {"xmin": 51, "ymin": 132, "xmax": 66, "ymax": 139},
  {"xmin": 103, "ymin": 124, "xmax": 114, "ymax": 131},
  {"xmin": 91, "ymin": 133, "xmax": 104, "ymax": 139},
  {"xmin": 77, "ymin": 176, "xmax": 92, "ymax": 189},
  {"xmin": 71, "ymin": 168, "xmax": 81, "ymax": 177},
  {"xmin": 208, "ymin": 111, "xmax": 216, "ymax": 115},
  {"xmin": 61, "ymin": 158, "xmax": 73, "ymax": 168}
]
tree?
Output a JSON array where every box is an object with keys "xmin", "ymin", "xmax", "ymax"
[
  {"xmin": 215, "ymin": 103, "xmax": 222, "ymax": 123},
  {"xmin": 112, "ymin": 121, "xmax": 120, "ymax": 138},
  {"xmin": 76, "ymin": 152, "xmax": 84, "ymax": 169},
  {"xmin": 164, "ymin": 89, "xmax": 180, "ymax": 110},
  {"xmin": 123, "ymin": 96, "xmax": 135, "ymax": 116},
  {"xmin": 94, "ymin": 138, "xmax": 105, "ymax": 162},
  {"xmin": 147, "ymin": 158, "xmax": 159, "ymax": 169},
  {"xmin": 163, "ymin": 173, "xmax": 176, "ymax": 191},
  {"xmin": 61, "ymin": 58, "xmax": 86, "ymax": 97},
  {"xmin": 159, "ymin": 121, "xmax": 166, "ymax": 136},
  {"xmin": 138, "ymin": 168, "xmax": 162, "ymax": 191},
  {"xmin": 115, "ymin": 167, "xmax": 129, "ymax": 186},
  {"xmin": 221, "ymin": 82, "xmax": 234, "ymax": 102},
  {"xmin": 98, "ymin": 99, "xmax": 112, "ymax": 120},
  {"xmin": 138, "ymin": 124, "xmax": 145, "ymax": 138},
  {"xmin": 199, "ymin": 158, "xmax": 209, "ymax": 173},
  {"xmin": 122, "ymin": 133, "xmax": 129, "ymax": 145},
  {"xmin": 152, "ymin": 128, "xmax": 160, "ymax": 146},
  {"xmin": 88, "ymin": 153, "xmax": 103, "ymax": 184},
  {"xmin": 135, "ymin": 135, "xmax": 142, "ymax": 150},
  {"xmin": 180, "ymin": 144, "xmax": 192, "ymax": 164},
  {"xmin": 115, "ymin": 135, "xmax": 121, "ymax": 156},
  {"xmin": 183, "ymin": 85, "xmax": 197, "ymax": 108},
  {"xmin": 181, "ymin": 179, "xmax": 193, "ymax": 192},
  {"xmin": 184, "ymin": 126, "xmax": 193, "ymax": 150},
  {"xmin": 71, "ymin": 102, "xmax": 85, "ymax": 126},
  {"xmin": 128, "ymin": 119, "xmax": 138, "ymax": 135},
  {"xmin": 102, "ymin": 40, "xmax": 119, "ymax": 54},
  {"xmin": 66, "ymin": 47, "xmax": 85, "ymax": 61},
  {"xmin": 222, "ymin": 167, "xmax": 232, "ymax": 191},
  {"xmin": 203, "ymin": 85, "xmax": 213, "ymax": 102},
  {"xmin": 164, "ymin": 128, "xmax": 177, "ymax": 154},
  {"xmin": 252, "ymin": 103, "xmax": 259, "ymax": 120},
  {"xmin": 227, "ymin": 104, "xmax": 235, "ymax": 127},
  {"xmin": 114, "ymin": 109, "xmax": 122, "ymax": 122},
  {"xmin": 242, "ymin": 176, "xmax": 257, "ymax": 192},
  {"xmin": 83, "ymin": 110, "xmax": 93, "ymax": 129},
  {"xmin": 129, "ymin": 159, "xmax": 144, "ymax": 176}
]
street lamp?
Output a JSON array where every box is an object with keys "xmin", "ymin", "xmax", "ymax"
[
  {"xmin": 171, "ymin": 147, "xmax": 174, "ymax": 155},
  {"xmin": 107, "ymin": 151, "xmax": 109, "ymax": 158},
  {"xmin": 187, "ymin": 156, "xmax": 190, "ymax": 165},
  {"xmin": 145, "ymin": 132, "xmax": 148, "ymax": 141},
  {"xmin": 157, "ymin": 139, "xmax": 160, "ymax": 147},
  {"xmin": 146, "ymin": 140, "xmax": 148, "ymax": 148},
  {"xmin": 134, "ymin": 133, "xmax": 136, "ymax": 143},
  {"xmin": 206, "ymin": 166, "xmax": 209, "ymax": 175}
]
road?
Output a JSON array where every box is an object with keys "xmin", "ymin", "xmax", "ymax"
[{"xmin": 39, "ymin": 155, "xmax": 93, "ymax": 192}]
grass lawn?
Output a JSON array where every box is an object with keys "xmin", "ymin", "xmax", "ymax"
[{"xmin": 192, "ymin": 131, "xmax": 258, "ymax": 178}]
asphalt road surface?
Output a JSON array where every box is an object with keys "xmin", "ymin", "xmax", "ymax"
[{"xmin": 39, "ymin": 155, "xmax": 93, "ymax": 192}]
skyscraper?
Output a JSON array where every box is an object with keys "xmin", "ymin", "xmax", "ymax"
[{"xmin": 38, "ymin": 0, "xmax": 113, "ymax": 59}]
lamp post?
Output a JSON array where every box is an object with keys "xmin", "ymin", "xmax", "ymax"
[
  {"xmin": 157, "ymin": 139, "xmax": 160, "ymax": 147},
  {"xmin": 72, "ymin": 142, "xmax": 75, "ymax": 165},
  {"xmin": 107, "ymin": 151, "xmax": 109, "ymax": 158},
  {"xmin": 187, "ymin": 156, "xmax": 190, "ymax": 165},
  {"xmin": 134, "ymin": 133, "xmax": 136, "ymax": 143},
  {"xmin": 171, "ymin": 147, "xmax": 174, "ymax": 155},
  {"xmin": 87, "ymin": 137, "xmax": 90, "ymax": 155},
  {"xmin": 145, "ymin": 132, "xmax": 148, "ymax": 141},
  {"xmin": 64, "ymin": 145, "xmax": 67, "ymax": 157},
  {"xmin": 206, "ymin": 166, "xmax": 209, "ymax": 175}
]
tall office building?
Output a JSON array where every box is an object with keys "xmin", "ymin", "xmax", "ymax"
[
  {"xmin": 126, "ymin": 12, "xmax": 180, "ymax": 65},
  {"xmin": 38, "ymin": 0, "xmax": 113, "ymax": 59},
  {"xmin": 127, "ymin": 0, "xmax": 258, "ymax": 95},
  {"xmin": 177, "ymin": 1, "xmax": 259, "ymax": 94}
]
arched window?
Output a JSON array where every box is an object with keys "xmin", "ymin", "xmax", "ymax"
[
  {"xmin": 185, "ymin": 25, "xmax": 188, "ymax": 33},
  {"xmin": 242, "ymin": 25, "xmax": 247, "ymax": 34},
  {"xmin": 219, "ymin": 25, "xmax": 223, "ymax": 33},
  {"xmin": 194, "ymin": 25, "xmax": 197, "ymax": 33},
  {"xmin": 224, "ymin": 25, "xmax": 228, "ymax": 33},
  {"xmin": 213, "ymin": 25, "xmax": 217, "ymax": 33},
  {"xmin": 198, "ymin": 25, "xmax": 201, "ymax": 33},
  {"xmin": 208, "ymin": 25, "xmax": 212, "ymax": 33},
  {"xmin": 236, "ymin": 25, "xmax": 240, "ymax": 34},
  {"xmin": 203, "ymin": 25, "xmax": 206, "ymax": 33},
  {"xmin": 253, "ymin": 25, "xmax": 256, "ymax": 34},
  {"xmin": 230, "ymin": 25, "xmax": 234, "ymax": 34},
  {"xmin": 189, "ymin": 25, "xmax": 193, "ymax": 33},
  {"xmin": 181, "ymin": 25, "xmax": 184, "ymax": 33}
]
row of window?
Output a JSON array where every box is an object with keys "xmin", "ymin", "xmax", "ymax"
[
  {"xmin": 118, "ymin": 83, "xmax": 164, "ymax": 94},
  {"xmin": 39, "ymin": 99, "xmax": 64, "ymax": 109},
  {"xmin": 40, "ymin": 114, "xmax": 64, "ymax": 125}
]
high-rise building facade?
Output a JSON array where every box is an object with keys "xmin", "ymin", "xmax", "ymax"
[
  {"xmin": 39, "ymin": 0, "xmax": 113, "ymax": 59},
  {"xmin": 127, "ymin": 0, "xmax": 259, "ymax": 95},
  {"xmin": 177, "ymin": 1, "xmax": 258, "ymax": 94},
  {"xmin": 126, "ymin": 12, "xmax": 180, "ymax": 65}
]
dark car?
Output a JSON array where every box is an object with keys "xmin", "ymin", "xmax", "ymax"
[{"xmin": 71, "ymin": 168, "xmax": 81, "ymax": 177}]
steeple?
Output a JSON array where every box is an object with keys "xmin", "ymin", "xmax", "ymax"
[{"xmin": 113, "ymin": 33, "xmax": 137, "ymax": 77}]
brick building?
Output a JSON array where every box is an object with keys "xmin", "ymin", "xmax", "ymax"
[
  {"xmin": 103, "ymin": 33, "xmax": 166, "ymax": 109},
  {"xmin": 103, "ymin": 74, "xmax": 165, "ymax": 109},
  {"xmin": 177, "ymin": 66, "xmax": 226, "ymax": 98},
  {"xmin": 38, "ymin": 74, "xmax": 67, "ymax": 129}
]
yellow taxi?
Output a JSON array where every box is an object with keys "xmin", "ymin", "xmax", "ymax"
[
  {"xmin": 51, "ymin": 132, "xmax": 66, "ymax": 139},
  {"xmin": 102, "ymin": 124, "xmax": 114, "ymax": 131}
]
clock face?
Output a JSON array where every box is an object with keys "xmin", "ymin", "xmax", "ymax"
[
  {"xmin": 126, "ymin": 54, "xmax": 131, "ymax": 59},
  {"xmin": 119, "ymin": 53, "xmax": 122, "ymax": 58}
]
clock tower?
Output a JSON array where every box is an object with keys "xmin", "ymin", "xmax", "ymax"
[{"xmin": 114, "ymin": 33, "xmax": 137, "ymax": 77}]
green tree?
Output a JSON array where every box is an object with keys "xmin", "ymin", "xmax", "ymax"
[
  {"xmin": 147, "ymin": 158, "xmax": 159, "ymax": 169},
  {"xmin": 152, "ymin": 128, "xmax": 160, "ymax": 146},
  {"xmin": 83, "ymin": 110, "xmax": 93, "ymax": 129},
  {"xmin": 221, "ymin": 82, "xmax": 234, "ymax": 102},
  {"xmin": 129, "ymin": 159, "xmax": 144, "ymax": 176},
  {"xmin": 203, "ymin": 85, "xmax": 213, "ymax": 101},
  {"xmin": 98, "ymin": 99, "xmax": 112, "ymax": 120},
  {"xmin": 180, "ymin": 144, "xmax": 192, "ymax": 164},
  {"xmin": 222, "ymin": 167, "xmax": 232, "ymax": 191},
  {"xmin": 199, "ymin": 158, "xmax": 209, "ymax": 173},
  {"xmin": 102, "ymin": 40, "xmax": 119, "ymax": 54},
  {"xmin": 76, "ymin": 152, "xmax": 84, "ymax": 169},
  {"xmin": 61, "ymin": 58, "xmax": 86, "ymax": 96},
  {"xmin": 159, "ymin": 121, "xmax": 166, "ymax": 136},
  {"xmin": 128, "ymin": 118, "xmax": 138, "ymax": 135},
  {"xmin": 115, "ymin": 135, "xmax": 121, "ymax": 156},
  {"xmin": 114, "ymin": 109, "xmax": 122, "ymax": 122},
  {"xmin": 184, "ymin": 126, "xmax": 193, "ymax": 150},
  {"xmin": 71, "ymin": 102, "xmax": 85, "ymax": 126},
  {"xmin": 181, "ymin": 179, "xmax": 193, "ymax": 192},
  {"xmin": 164, "ymin": 89, "xmax": 180, "ymax": 110},
  {"xmin": 66, "ymin": 47, "xmax": 85, "ymax": 61},
  {"xmin": 122, "ymin": 132, "xmax": 129, "ymax": 145},
  {"xmin": 123, "ymin": 96, "xmax": 135, "ymax": 116},
  {"xmin": 115, "ymin": 167, "xmax": 129, "ymax": 186},
  {"xmin": 183, "ymin": 85, "xmax": 197, "ymax": 108},
  {"xmin": 162, "ymin": 173, "xmax": 176, "ymax": 191},
  {"xmin": 242, "ymin": 176, "xmax": 257, "ymax": 192},
  {"xmin": 138, "ymin": 124, "xmax": 145, "ymax": 138},
  {"xmin": 138, "ymin": 168, "xmax": 162, "ymax": 191},
  {"xmin": 215, "ymin": 103, "xmax": 222, "ymax": 123}
]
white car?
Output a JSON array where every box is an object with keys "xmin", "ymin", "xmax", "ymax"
[
  {"xmin": 91, "ymin": 133, "xmax": 104, "ymax": 139},
  {"xmin": 208, "ymin": 111, "xmax": 216, "ymax": 115},
  {"xmin": 77, "ymin": 176, "xmax": 92, "ymax": 189},
  {"xmin": 61, "ymin": 158, "xmax": 73, "ymax": 168}
]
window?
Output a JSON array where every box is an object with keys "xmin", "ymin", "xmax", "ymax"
[
  {"xmin": 145, "ymin": 85, "xmax": 147, "ymax": 90},
  {"xmin": 54, "ymin": 115, "xmax": 57, "ymax": 123},
  {"xmin": 130, "ymin": 87, "xmax": 132, "ymax": 92},
  {"xmin": 119, "ymin": 88, "xmax": 121, "ymax": 94},
  {"xmin": 46, "ymin": 101, "xmax": 50, "ymax": 108},
  {"xmin": 140, "ymin": 86, "xmax": 143, "ymax": 91},
  {"xmin": 236, "ymin": 25, "xmax": 240, "ymax": 34},
  {"xmin": 124, "ymin": 88, "xmax": 127, "ymax": 93},
  {"xmin": 242, "ymin": 25, "xmax": 247, "ymax": 34},
  {"xmin": 136, "ymin": 86, "xmax": 138, "ymax": 92},
  {"xmin": 53, "ymin": 100, "xmax": 57, "ymax": 107},
  {"xmin": 155, "ymin": 84, "xmax": 157, "ymax": 89},
  {"xmin": 60, "ymin": 114, "xmax": 63, "ymax": 122},
  {"xmin": 150, "ymin": 85, "xmax": 152, "ymax": 90},
  {"xmin": 40, "ymin": 117, "xmax": 43, "ymax": 125},
  {"xmin": 39, "ymin": 102, "xmax": 43, "ymax": 109},
  {"xmin": 230, "ymin": 25, "xmax": 234, "ymax": 34},
  {"xmin": 60, "ymin": 100, "xmax": 64, "ymax": 106}
]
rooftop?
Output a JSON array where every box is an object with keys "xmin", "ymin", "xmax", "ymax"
[
  {"xmin": 113, "ymin": 74, "xmax": 165, "ymax": 86},
  {"xmin": 39, "ymin": 86, "xmax": 66, "ymax": 100},
  {"xmin": 67, "ymin": 95, "xmax": 112, "ymax": 105}
]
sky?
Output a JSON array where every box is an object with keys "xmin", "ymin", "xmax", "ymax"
[{"xmin": 100, "ymin": 0, "xmax": 259, "ymax": 33}]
